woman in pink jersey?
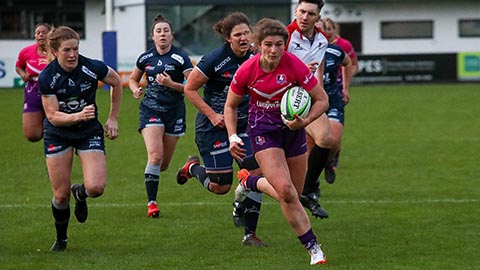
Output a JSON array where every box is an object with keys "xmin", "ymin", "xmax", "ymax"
[
  {"xmin": 224, "ymin": 18, "xmax": 329, "ymax": 266},
  {"xmin": 15, "ymin": 23, "xmax": 51, "ymax": 142}
]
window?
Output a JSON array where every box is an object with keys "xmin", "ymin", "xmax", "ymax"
[
  {"xmin": 459, "ymin": 19, "xmax": 480, "ymax": 38},
  {"xmin": 146, "ymin": 4, "xmax": 290, "ymax": 55},
  {"xmin": 381, "ymin": 21, "xmax": 433, "ymax": 39},
  {"xmin": 0, "ymin": 0, "xmax": 85, "ymax": 39}
]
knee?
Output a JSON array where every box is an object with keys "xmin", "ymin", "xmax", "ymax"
[
  {"xmin": 209, "ymin": 183, "xmax": 231, "ymax": 195},
  {"xmin": 86, "ymin": 183, "xmax": 105, "ymax": 198},
  {"xmin": 54, "ymin": 192, "xmax": 70, "ymax": 205},
  {"xmin": 24, "ymin": 131, "xmax": 43, "ymax": 142},
  {"xmin": 275, "ymin": 182, "xmax": 298, "ymax": 203},
  {"xmin": 148, "ymin": 152, "xmax": 163, "ymax": 165}
]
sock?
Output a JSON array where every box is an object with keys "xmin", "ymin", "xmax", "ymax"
[
  {"xmin": 191, "ymin": 165, "xmax": 211, "ymax": 190},
  {"xmin": 239, "ymin": 155, "xmax": 259, "ymax": 170},
  {"xmin": 245, "ymin": 175, "xmax": 262, "ymax": 192},
  {"xmin": 76, "ymin": 184, "xmax": 88, "ymax": 201},
  {"xmin": 303, "ymin": 146, "xmax": 329, "ymax": 195},
  {"xmin": 298, "ymin": 228, "xmax": 317, "ymax": 250},
  {"xmin": 145, "ymin": 164, "xmax": 160, "ymax": 202},
  {"xmin": 243, "ymin": 192, "xmax": 262, "ymax": 235},
  {"xmin": 51, "ymin": 199, "xmax": 70, "ymax": 241}
]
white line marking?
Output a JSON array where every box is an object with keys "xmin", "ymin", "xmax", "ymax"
[{"xmin": 1, "ymin": 198, "xmax": 478, "ymax": 209}]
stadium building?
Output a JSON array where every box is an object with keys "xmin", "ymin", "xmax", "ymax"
[{"xmin": 1, "ymin": 0, "xmax": 479, "ymax": 87}]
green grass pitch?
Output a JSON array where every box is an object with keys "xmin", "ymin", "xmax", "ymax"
[{"xmin": 0, "ymin": 83, "xmax": 479, "ymax": 270}]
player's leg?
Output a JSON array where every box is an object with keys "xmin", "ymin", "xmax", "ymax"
[
  {"xmin": 160, "ymin": 104, "xmax": 185, "ymax": 172},
  {"xmin": 160, "ymin": 134, "xmax": 180, "ymax": 171},
  {"xmin": 234, "ymin": 137, "xmax": 267, "ymax": 246},
  {"xmin": 140, "ymin": 125, "xmax": 165, "ymax": 217},
  {"xmin": 22, "ymin": 82, "xmax": 44, "ymax": 142},
  {"xmin": 302, "ymin": 114, "xmax": 331, "ymax": 218},
  {"xmin": 22, "ymin": 112, "xmax": 44, "ymax": 142},
  {"xmin": 44, "ymin": 137, "xmax": 73, "ymax": 252},
  {"xmin": 177, "ymin": 129, "xmax": 232, "ymax": 194},
  {"xmin": 324, "ymin": 107, "xmax": 345, "ymax": 184}
]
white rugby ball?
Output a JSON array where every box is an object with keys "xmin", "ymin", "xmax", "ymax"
[{"xmin": 280, "ymin": 86, "xmax": 311, "ymax": 121}]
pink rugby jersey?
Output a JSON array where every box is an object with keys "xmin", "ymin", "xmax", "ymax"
[
  {"xmin": 230, "ymin": 52, "xmax": 318, "ymax": 131},
  {"xmin": 16, "ymin": 43, "xmax": 49, "ymax": 79}
]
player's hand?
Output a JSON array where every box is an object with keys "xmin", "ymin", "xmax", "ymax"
[
  {"xmin": 342, "ymin": 88, "xmax": 350, "ymax": 105},
  {"xmin": 282, "ymin": 114, "xmax": 307, "ymax": 130},
  {"xmin": 208, "ymin": 113, "xmax": 225, "ymax": 128},
  {"xmin": 21, "ymin": 72, "xmax": 32, "ymax": 82},
  {"xmin": 105, "ymin": 118, "xmax": 119, "ymax": 140},
  {"xmin": 81, "ymin": 104, "xmax": 96, "ymax": 121},
  {"xmin": 229, "ymin": 134, "xmax": 246, "ymax": 161},
  {"xmin": 133, "ymin": 87, "xmax": 143, "ymax": 99},
  {"xmin": 307, "ymin": 61, "xmax": 319, "ymax": 74},
  {"xmin": 156, "ymin": 72, "xmax": 173, "ymax": 87}
]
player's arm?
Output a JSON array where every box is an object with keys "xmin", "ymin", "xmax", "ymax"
[
  {"xmin": 42, "ymin": 95, "xmax": 95, "ymax": 127},
  {"xmin": 184, "ymin": 67, "xmax": 224, "ymax": 128},
  {"xmin": 15, "ymin": 66, "xmax": 32, "ymax": 82},
  {"xmin": 102, "ymin": 67, "xmax": 122, "ymax": 140},
  {"xmin": 341, "ymin": 55, "xmax": 353, "ymax": 105},
  {"xmin": 350, "ymin": 54, "xmax": 358, "ymax": 76},
  {"xmin": 129, "ymin": 67, "xmax": 144, "ymax": 99},
  {"xmin": 224, "ymin": 88, "xmax": 245, "ymax": 161},
  {"xmin": 316, "ymin": 58, "xmax": 325, "ymax": 88}
]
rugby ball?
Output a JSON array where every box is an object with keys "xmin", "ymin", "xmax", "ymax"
[{"xmin": 280, "ymin": 86, "xmax": 311, "ymax": 121}]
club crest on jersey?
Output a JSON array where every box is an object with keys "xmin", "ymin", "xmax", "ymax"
[
  {"xmin": 277, "ymin": 74, "xmax": 286, "ymax": 84},
  {"xmin": 255, "ymin": 136, "xmax": 266, "ymax": 145}
]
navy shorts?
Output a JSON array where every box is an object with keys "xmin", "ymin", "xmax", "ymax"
[
  {"xmin": 327, "ymin": 107, "xmax": 345, "ymax": 125},
  {"xmin": 43, "ymin": 130, "xmax": 105, "ymax": 158},
  {"xmin": 195, "ymin": 128, "xmax": 252, "ymax": 172},
  {"xmin": 138, "ymin": 103, "xmax": 186, "ymax": 136},
  {"xmin": 327, "ymin": 93, "xmax": 345, "ymax": 125},
  {"xmin": 23, "ymin": 80, "xmax": 43, "ymax": 113},
  {"xmin": 248, "ymin": 127, "xmax": 307, "ymax": 158}
]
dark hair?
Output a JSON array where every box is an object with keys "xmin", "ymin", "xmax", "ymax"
[
  {"xmin": 298, "ymin": 0, "xmax": 324, "ymax": 10},
  {"xmin": 252, "ymin": 18, "xmax": 288, "ymax": 45},
  {"xmin": 213, "ymin": 12, "xmax": 250, "ymax": 40},
  {"xmin": 48, "ymin": 26, "xmax": 79, "ymax": 51},
  {"xmin": 34, "ymin": 23, "xmax": 52, "ymax": 33},
  {"xmin": 151, "ymin": 14, "xmax": 173, "ymax": 34}
]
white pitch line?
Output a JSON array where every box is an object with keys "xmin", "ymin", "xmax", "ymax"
[{"xmin": 0, "ymin": 198, "xmax": 479, "ymax": 209}]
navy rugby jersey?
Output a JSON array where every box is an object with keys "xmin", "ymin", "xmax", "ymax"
[
  {"xmin": 38, "ymin": 55, "xmax": 108, "ymax": 138},
  {"xmin": 195, "ymin": 43, "xmax": 252, "ymax": 133},
  {"xmin": 135, "ymin": 46, "xmax": 193, "ymax": 112},
  {"xmin": 323, "ymin": 44, "xmax": 346, "ymax": 96}
]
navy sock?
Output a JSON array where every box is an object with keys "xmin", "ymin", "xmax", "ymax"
[
  {"xmin": 145, "ymin": 174, "xmax": 159, "ymax": 202},
  {"xmin": 191, "ymin": 165, "xmax": 211, "ymax": 190},
  {"xmin": 243, "ymin": 194, "xmax": 262, "ymax": 235},
  {"xmin": 303, "ymin": 146, "xmax": 329, "ymax": 195},
  {"xmin": 51, "ymin": 202, "xmax": 70, "ymax": 240},
  {"xmin": 77, "ymin": 184, "xmax": 88, "ymax": 201},
  {"xmin": 145, "ymin": 164, "xmax": 160, "ymax": 202}
]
